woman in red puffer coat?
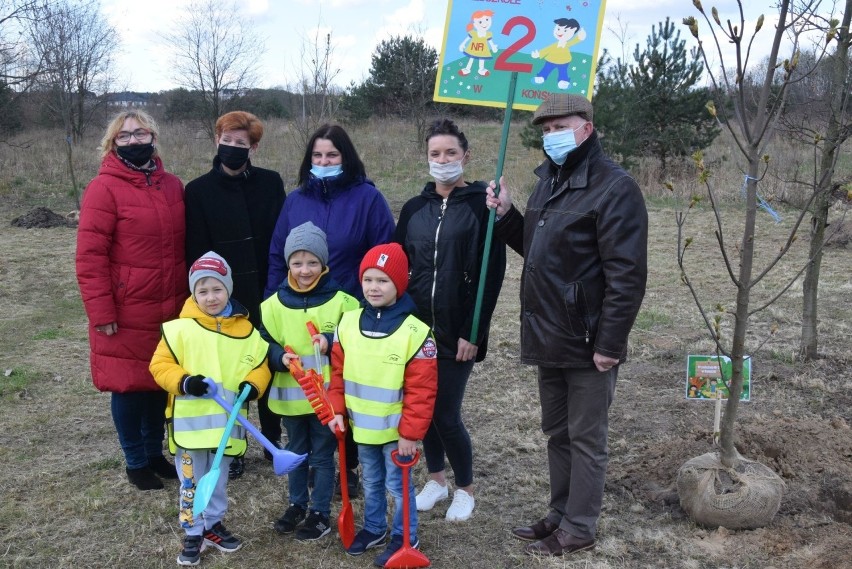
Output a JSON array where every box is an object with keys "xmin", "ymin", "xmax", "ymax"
[{"xmin": 76, "ymin": 109, "xmax": 187, "ymax": 491}]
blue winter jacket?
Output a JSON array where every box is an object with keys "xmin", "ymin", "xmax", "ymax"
[{"xmin": 265, "ymin": 175, "xmax": 395, "ymax": 300}]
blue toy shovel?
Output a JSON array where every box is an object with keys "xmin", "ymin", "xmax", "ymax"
[
  {"xmin": 192, "ymin": 383, "xmax": 252, "ymax": 518},
  {"xmin": 202, "ymin": 378, "xmax": 307, "ymax": 476}
]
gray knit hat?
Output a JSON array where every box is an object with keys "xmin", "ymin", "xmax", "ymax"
[
  {"xmin": 532, "ymin": 93, "xmax": 594, "ymax": 125},
  {"xmin": 284, "ymin": 221, "xmax": 329, "ymax": 267},
  {"xmin": 188, "ymin": 251, "xmax": 233, "ymax": 297}
]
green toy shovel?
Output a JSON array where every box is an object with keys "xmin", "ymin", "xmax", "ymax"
[{"xmin": 192, "ymin": 383, "xmax": 251, "ymax": 518}]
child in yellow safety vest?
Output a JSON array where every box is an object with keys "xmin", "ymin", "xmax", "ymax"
[
  {"xmin": 327, "ymin": 243, "xmax": 438, "ymax": 566},
  {"xmin": 257, "ymin": 221, "xmax": 359, "ymax": 542},
  {"xmin": 150, "ymin": 251, "xmax": 271, "ymax": 567}
]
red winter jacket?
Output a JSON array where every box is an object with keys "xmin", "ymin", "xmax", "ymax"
[{"xmin": 76, "ymin": 153, "xmax": 187, "ymax": 393}]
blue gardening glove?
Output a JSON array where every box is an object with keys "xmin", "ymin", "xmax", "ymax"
[
  {"xmin": 237, "ymin": 381, "xmax": 259, "ymax": 401},
  {"xmin": 181, "ymin": 375, "xmax": 209, "ymax": 396}
]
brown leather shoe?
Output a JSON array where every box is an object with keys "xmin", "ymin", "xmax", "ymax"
[
  {"xmin": 524, "ymin": 528, "xmax": 595, "ymax": 556},
  {"xmin": 510, "ymin": 518, "xmax": 558, "ymax": 542}
]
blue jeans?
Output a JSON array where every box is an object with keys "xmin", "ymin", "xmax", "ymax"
[
  {"xmin": 282, "ymin": 414, "xmax": 336, "ymax": 516},
  {"xmin": 110, "ymin": 391, "xmax": 168, "ymax": 469},
  {"xmin": 358, "ymin": 442, "xmax": 417, "ymax": 541}
]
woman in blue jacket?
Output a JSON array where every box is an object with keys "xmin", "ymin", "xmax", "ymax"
[
  {"xmin": 266, "ymin": 124, "xmax": 395, "ymax": 495},
  {"xmin": 265, "ymin": 124, "xmax": 395, "ymax": 300}
]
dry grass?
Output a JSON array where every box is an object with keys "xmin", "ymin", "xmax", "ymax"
[{"xmin": 0, "ymin": 118, "xmax": 850, "ymax": 568}]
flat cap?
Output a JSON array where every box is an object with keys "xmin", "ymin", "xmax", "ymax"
[{"xmin": 532, "ymin": 93, "xmax": 593, "ymax": 125}]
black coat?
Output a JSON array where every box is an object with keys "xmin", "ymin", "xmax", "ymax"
[
  {"xmin": 495, "ymin": 132, "xmax": 648, "ymax": 368},
  {"xmin": 394, "ymin": 180, "xmax": 506, "ymax": 361},
  {"xmin": 185, "ymin": 157, "xmax": 286, "ymax": 325}
]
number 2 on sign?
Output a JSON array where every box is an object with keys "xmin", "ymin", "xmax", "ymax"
[{"xmin": 494, "ymin": 16, "xmax": 535, "ymax": 73}]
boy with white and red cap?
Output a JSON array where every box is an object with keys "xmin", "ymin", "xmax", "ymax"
[
  {"xmin": 326, "ymin": 243, "xmax": 438, "ymax": 566},
  {"xmin": 150, "ymin": 251, "xmax": 272, "ymax": 566}
]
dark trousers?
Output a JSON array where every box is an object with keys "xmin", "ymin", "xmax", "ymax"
[
  {"xmin": 538, "ymin": 365, "xmax": 617, "ymax": 540},
  {"xmin": 422, "ymin": 358, "xmax": 475, "ymax": 487},
  {"xmin": 110, "ymin": 390, "xmax": 168, "ymax": 469},
  {"xmin": 258, "ymin": 385, "xmax": 282, "ymax": 442}
]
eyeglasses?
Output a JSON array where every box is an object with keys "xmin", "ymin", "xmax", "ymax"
[{"xmin": 115, "ymin": 129, "xmax": 153, "ymax": 143}]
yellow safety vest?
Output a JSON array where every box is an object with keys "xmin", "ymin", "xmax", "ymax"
[
  {"xmin": 162, "ymin": 318, "xmax": 269, "ymax": 455},
  {"xmin": 336, "ymin": 310, "xmax": 430, "ymax": 445},
  {"xmin": 260, "ymin": 290, "xmax": 358, "ymax": 416}
]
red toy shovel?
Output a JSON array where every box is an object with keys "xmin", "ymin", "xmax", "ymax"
[
  {"xmin": 335, "ymin": 425, "xmax": 356, "ymax": 548},
  {"xmin": 386, "ymin": 449, "xmax": 430, "ymax": 568}
]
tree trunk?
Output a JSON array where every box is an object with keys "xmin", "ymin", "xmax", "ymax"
[
  {"xmin": 719, "ymin": 155, "xmax": 759, "ymax": 468},
  {"xmin": 800, "ymin": 0, "xmax": 851, "ymax": 360}
]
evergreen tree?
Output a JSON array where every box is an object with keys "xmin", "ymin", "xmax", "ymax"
[{"xmin": 627, "ymin": 17, "xmax": 719, "ymax": 174}]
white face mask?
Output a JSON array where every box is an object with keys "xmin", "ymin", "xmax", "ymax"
[{"xmin": 429, "ymin": 160, "xmax": 464, "ymax": 185}]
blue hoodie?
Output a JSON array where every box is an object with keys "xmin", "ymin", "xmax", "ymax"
[{"xmin": 265, "ymin": 175, "xmax": 395, "ymax": 300}]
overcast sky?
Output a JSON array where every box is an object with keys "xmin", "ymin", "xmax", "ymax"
[{"xmin": 101, "ymin": 0, "xmax": 809, "ymax": 93}]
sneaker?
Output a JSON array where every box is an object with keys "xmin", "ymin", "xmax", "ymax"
[
  {"xmin": 445, "ymin": 488, "xmax": 475, "ymax": 521},
  {"xmin": 228, "ymin": 456, "xmax": 245, "ymax": 480},
  {"xmin": 373, "ymin": 535, "xmax": 419, "ymax": 567},
  {"xmin": 274, "ymin": 504, "xmax": 306, "ymax": 534},
  {"xmin": 295, "ymin": 511, "xmax": 331, "ymax": 542},
  {"xmin": 415, "ymin": 480, "xmax": 448, "ymax": 511},
  {"xmin": 345, "ymin": 528, "xmax": 387, "ymax": 556},
  {"xmin": 176, "ymin": 535, "xmax": 204, "ymax": 566},
  {"xmin": 203, "ymin": 522, "xmax": 242, "ymax": 552},
  {"xmin": 335, "ymin": 468, "xmax": 360, "ymax": 499}
]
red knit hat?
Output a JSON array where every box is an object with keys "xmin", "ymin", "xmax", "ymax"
[{"xmin": 359, "ymin": 243, "xmax": 409, "ymax": 299}]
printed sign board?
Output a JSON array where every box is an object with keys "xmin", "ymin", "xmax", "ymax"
[
  {"xmin": 686, "ymin": 355, "xmax": 752, "ymax": 401},
  {"xmin": 434, "ymin": 0, "xmax": 607, "ymax": 110}
]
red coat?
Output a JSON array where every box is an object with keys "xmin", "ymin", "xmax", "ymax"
[{"xmin": 76, "ymin": 153, "xmax": 187, "ymax": 392}]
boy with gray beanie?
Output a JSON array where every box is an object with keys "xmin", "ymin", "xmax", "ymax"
[{"xmin": 259, "ymin": 222, "xmax": 359, "ymax": 542}]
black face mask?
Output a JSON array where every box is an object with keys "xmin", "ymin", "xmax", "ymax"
[
  {"xmin": 217, "ymin": 144, "xmax": 250, "ymax": 171},
  {"xmin": 116, "ymin": 143, "xmax": 155, "ymax": 167}
]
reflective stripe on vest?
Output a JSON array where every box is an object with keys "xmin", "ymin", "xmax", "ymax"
[
  {"xmin": 162, "ymin": 318, "xmax": 269, "ymax": 454},
  {"xmin": 337, "ymin": 310, "xmax": 429, "ymax": 445},
  {"xmin": 260, "ymin": 290, "xmax": 358, "ymax": 416}
]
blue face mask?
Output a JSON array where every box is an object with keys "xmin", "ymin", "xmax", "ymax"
[
  {"xmin": 542, "ymin": 125, "xmax": 585, "ymax": 165},
  {"xmin": 310, "ymin": 164, "xmax": 343, "ymax": 179}
]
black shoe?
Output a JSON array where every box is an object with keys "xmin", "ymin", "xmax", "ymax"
[
  {"xmin": 335, "ymin": 468, "xmax": 360, "ymax": 499},
  {"xmin": 126, "ymin": 466, "xmax": 163, "ymax": 491},
  {"xmin": 295, "ymin": 511, "xmax": 331, "ymax": 542},
  {"xmin": 274, "ymin": 504, "xmax": 307, "ymax": 534},
  {"xmin": 148, "ymin": 455, "xmax": 178, "ymax": 479},
  {"xmin": 263, "ymin": 439, "xmax": 283, "ymax": 462},
  {"xmin": 228, "ymin": 457, "xmax": 245, "ymax": 480},
  {"xmin": 177, "ymin": 534, "xmax": 203, "ymax": 566}
]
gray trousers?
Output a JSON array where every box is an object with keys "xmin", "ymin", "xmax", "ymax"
[
  {"xmin": 538, "ymin": 365, "xmax": 617, "ymax": 540},
  {"xmin": 176, "ymin": 447, "xmax": 233, "ymax": 535}
]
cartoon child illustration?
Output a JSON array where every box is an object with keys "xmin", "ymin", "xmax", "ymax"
[
  {"xmin": 458, "ymin": 9, "xmax": 499, "ymax": 77},
  {"xmin": 531, "ymin": 18, "xmax": 586, "ymax": 89},
  {"xmin": 688, "ymin": 386, "xmax": 698, "ymax": 398}
]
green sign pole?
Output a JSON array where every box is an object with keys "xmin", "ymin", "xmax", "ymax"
[{"xmin": 469, "ymin": 71, "xmax": 518, "ymax": 343}]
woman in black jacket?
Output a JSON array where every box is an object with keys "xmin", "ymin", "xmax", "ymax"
[
  {"xmin": 393, "ymin": 119, "xmax": 506, "ymax": 522},
  {"xmin": 184, "ymin": 111, "xmax": 286, "ymax": 478}
]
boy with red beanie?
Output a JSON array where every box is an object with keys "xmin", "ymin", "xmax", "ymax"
[{"xmin": 327, "ymin": 243, "xmax": 437, "ymax": 566}]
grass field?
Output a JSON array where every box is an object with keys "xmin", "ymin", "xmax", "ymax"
[{"xmin": 0, "ymin": 117, "xmax": 850, "ymax": 568}]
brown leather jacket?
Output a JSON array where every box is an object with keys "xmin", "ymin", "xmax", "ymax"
[{"xmin": 495, "ymin": 132, "xmax": 648, "ymax": 367}]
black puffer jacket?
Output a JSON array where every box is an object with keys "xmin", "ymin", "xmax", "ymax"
[
  {"xmin": 495, "ymin": 132, "xmax": 647, "ymax": 368},
  {"xmin": 394, "ymin": 181, "xmax": 506, "ymax": 361}
]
